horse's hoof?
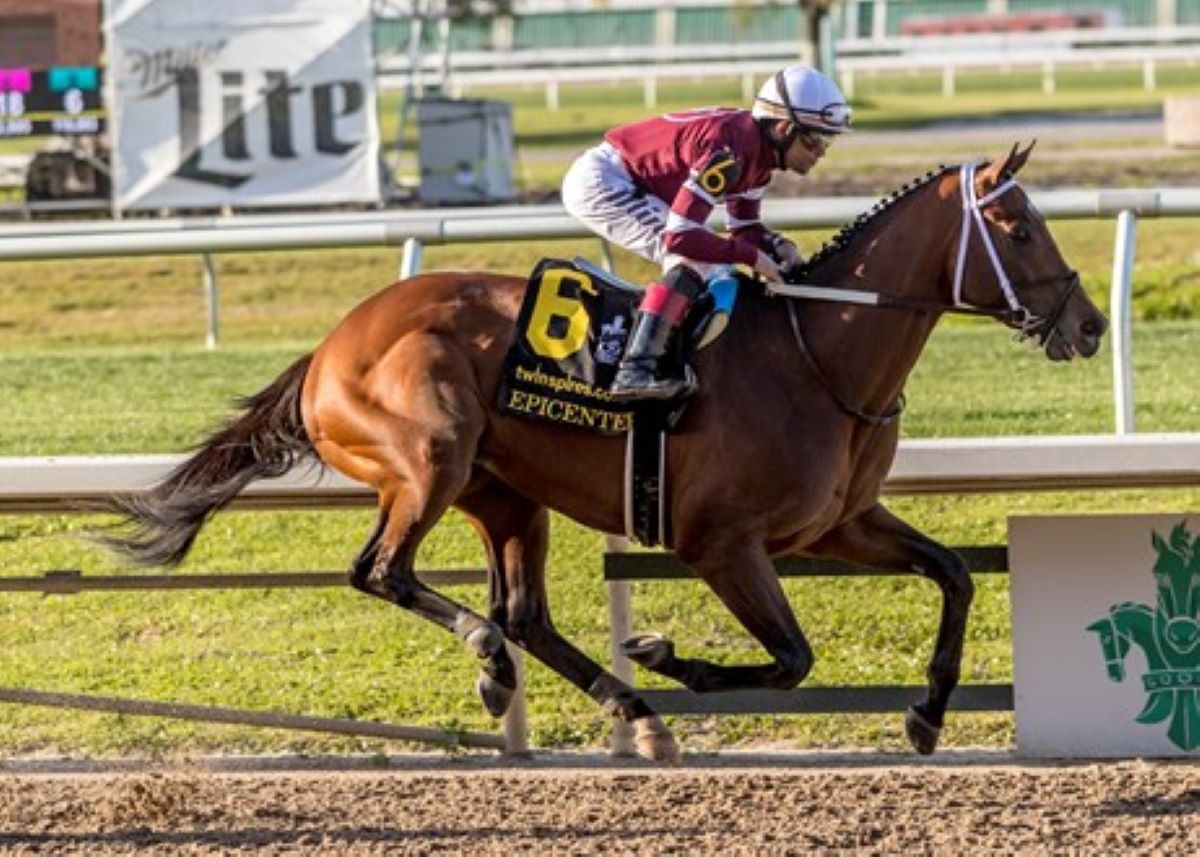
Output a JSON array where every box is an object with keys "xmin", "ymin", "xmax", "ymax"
[
  {"xmin": 621, "ymin": 633, "xmax": 674, "ymax": 670},
  {"xmin": 632, "ymin": 714, "xmax": 680, "ymax": 765},
  {"xmin": 476, "ymin": 671, "xmax": 514, "ymax": 718},
  {"xmin": 905, "ymin": 705, "xmax": 942, "ymax": 755}
]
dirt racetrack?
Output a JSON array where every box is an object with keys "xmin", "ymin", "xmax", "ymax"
[{"xmin": 0, "ymin": 754, "xmax": 1195, "ymax": 854}]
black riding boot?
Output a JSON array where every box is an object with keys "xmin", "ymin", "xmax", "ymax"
[{"xmin": 610, "ymin": 306, "xmax": 693, "ymax": 401}]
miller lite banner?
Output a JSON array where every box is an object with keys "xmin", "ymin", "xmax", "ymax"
[
  {"xmin": 105, "ymin": 0, "xmax": 380, "ymax": 210},
  {"xmin": 1010, "ymin": 515, "xmax": 1200, "ymax": 758}
]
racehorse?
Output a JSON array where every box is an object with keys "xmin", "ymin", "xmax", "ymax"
[{"xmin": 100, "ymin": 144, "xmax": 1107, "ymax": 762}]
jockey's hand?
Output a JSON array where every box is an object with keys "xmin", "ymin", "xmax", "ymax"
[
  {"xmin": 771, "ymin": 237, "xmax": 805, "ymax": 283},
  {"xmin": 753, "ymin": 249, "xmax": 782, "ymax": 283},
  {"xmin": 772, "ymin": 237, "xmax": 804, "ymax": 269}
]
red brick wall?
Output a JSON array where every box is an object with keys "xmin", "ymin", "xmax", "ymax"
[{"xmin": 0, "ymin": 0, "xmax": 101, "ymax": 68}]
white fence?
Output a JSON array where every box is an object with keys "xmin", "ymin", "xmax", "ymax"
[
  {"xmin": 1, "ymin": 187, "xmax": 1197, "ymax": 432},
  {"xmin": 385, "ymin": 49, "xmax": 1200, "ymax": 109},
  {"xmin": 377, "ymin": 27, "xmax": 1200, "ymax": 107},
  {"xmin": 4, "ymin": 434, "xmax": 1200, "ymax": 513}
]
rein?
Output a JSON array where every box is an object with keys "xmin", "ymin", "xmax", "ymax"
[
  {"xmin": 785, "ymin": 299, "xmax": 904, "ymax": 426},
  {"xmin": 771, "ymin": 162, "xmax": 1079, "ymax": 427},
  {"xmin": 766, "ymin": 280, "xmax": 1014, "ymax": 321}
]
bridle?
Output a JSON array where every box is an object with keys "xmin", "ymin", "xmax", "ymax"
[
  {"xmin": 951, "ymin": 161, "xmax": 1080, "ymax": 346},
  {"xmin": 774, "ymin": 162, "xmax": 1081, "ymax": 426}
]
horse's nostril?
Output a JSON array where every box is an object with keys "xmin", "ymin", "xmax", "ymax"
[{"xmin": 1081, "ymin": 318, "xmax": 1106, "ymax": 338}]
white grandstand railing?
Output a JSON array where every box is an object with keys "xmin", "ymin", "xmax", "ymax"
[{"xmin": 381, "ymin": 48, "xmax": 1200, "ymax": 106}]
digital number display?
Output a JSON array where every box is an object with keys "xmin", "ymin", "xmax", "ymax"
[{"xmin": 0, "ymin": 66, "xmax": 104, "ymax": 138}]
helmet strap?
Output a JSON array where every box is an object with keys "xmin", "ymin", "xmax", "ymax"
[{"xmin": 773, "ymin": 122, "xmax": 799, "ymax": 168}]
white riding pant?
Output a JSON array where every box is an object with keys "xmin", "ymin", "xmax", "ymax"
[{"xmin": 561, "ymin": 142, "xmax": 726, "ymax": 280}]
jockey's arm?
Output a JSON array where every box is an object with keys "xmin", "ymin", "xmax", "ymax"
[
  {"xmin": 727, "ymin": 191, "xmax": 803, "ymax": 273},
  {"xmin": 661, "ymin": 149, "xmax": 777, "ymax": 277}
]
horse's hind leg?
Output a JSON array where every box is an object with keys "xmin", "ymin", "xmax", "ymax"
[
  {"xmin": 317, "ymin": 377, "xmax": 510, "ymax": 699},
  {"xmin": 455, "ymin": 474, "xmax": 679, "ymax": 763},
  {"xmin": 353, "ymin": 477, "xmax": 511, "ymax": 685}
]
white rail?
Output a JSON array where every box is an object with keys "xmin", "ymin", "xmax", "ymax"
[
  {"xmin": 0, "ymin": 191, "xmax": 1194, "ymax": 254},
  {"xmin": 374, "ymin": 30, "xmax": 1200, "ymax": 106},
  {"xmin": 3, "ymin": 434, "xmax": 1198, "ymax": 514}
]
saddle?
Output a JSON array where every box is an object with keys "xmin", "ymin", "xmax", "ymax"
[{"xmin": 497, "ymin": 257, "xmax": 740, "ymax": 547}]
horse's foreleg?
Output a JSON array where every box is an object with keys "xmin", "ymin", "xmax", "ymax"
[
  {"xmin": 511, "ymin": 588, "xmax": 678, "ymax": 763},
  {"xmin": 456, "ymin": 477, "xmax": 677, "ymax": 763},
  {"xmin": 623, "ymin": 542, "xmax": 814, "ymax": 693},
  {"xmin": 808, "ymin": 503, "xmax": 974, "ymax": 755},
  {"xmin": 513, "ymin": 591, "xmax": 678, "ymax": 763}
]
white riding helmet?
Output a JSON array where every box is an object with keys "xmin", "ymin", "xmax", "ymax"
[{"xmin": 752, "ymin": 65, "xmax": 852, "ymax": 135}]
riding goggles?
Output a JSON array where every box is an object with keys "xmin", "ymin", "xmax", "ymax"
[{"xmin": 798, "ymin": 128, "xmax": 838, "ymax": 150}]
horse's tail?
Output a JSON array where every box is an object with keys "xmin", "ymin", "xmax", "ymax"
[{"xmin": 98, "ymin": 354, "xmax": 316, "ymax": 567}]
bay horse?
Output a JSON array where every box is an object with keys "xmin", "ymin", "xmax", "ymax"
[{"xmin": 101, "ymin": 144, "xmax": 1107, "ymax": 762}]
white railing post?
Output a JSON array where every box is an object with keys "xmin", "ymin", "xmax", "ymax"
[
  {"xmin": 202, "ymin": 253, "xmax": 219, "ymax": 350},
  {"xmin": 604, "ymin": 534, "xmax": 637, "ymax": 757},
  {"xmin": 643, "ymin": 77, "xmax": 657, "ymax": 109},
  {"xmin": 399, "ymin": 237, "xmax": 423, "ymax": 279},
  {"xmin": 1110, "ymin": 209, "xmax": 1138, "ymax": 435},
  {"xmin": 501, "ymin": 643, "xmax": 529, "ymax": 756},
  {"xmin": 871, "ymin": 0, "xmax": 888, "ymax": 41},
  {"xmin": 942, "ymin": 65, "xmax": 956, "ymax": 97}
]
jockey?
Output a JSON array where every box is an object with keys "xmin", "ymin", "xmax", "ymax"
[{"xmin": 561, "ymin": 64, "xmax": 852, "ymax": 401}]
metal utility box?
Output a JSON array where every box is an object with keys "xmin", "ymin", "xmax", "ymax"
[{"xmin": 416, "ymin": 98, "xmax": 514, "ymax": 204}]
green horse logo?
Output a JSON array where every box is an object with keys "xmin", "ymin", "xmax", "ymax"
[{"xmin": 1087, "ymin": 521, "xmax": 1200, "ymax": 751}]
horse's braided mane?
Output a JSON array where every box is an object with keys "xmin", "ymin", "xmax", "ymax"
[{"xmin": 797, "ymin": 163, "xmax": 957, "ymax": 276}]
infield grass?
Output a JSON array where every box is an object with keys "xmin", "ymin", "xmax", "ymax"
[{"xmin": 2, "ymin": 328, "xmax": 1199, "ymax": 755}]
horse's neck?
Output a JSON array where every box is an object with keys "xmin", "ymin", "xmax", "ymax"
[{"xmin": 798, "ymin": 193, "xmax": 957, "ymax": 412}]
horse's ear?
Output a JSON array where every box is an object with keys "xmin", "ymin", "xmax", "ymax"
[
  {"xmin": 997, "ymin": 141, "xmax": 1036, "ymax": 179},
  {"xmin": 1011, "ymin": 140, "xmax": 1036, "ymax": 175},
  {"xmin": 978, "ymin": 141, "xmax": 1034, "ymax": 194}
]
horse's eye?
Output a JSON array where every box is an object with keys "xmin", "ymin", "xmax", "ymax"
[{"xmin": 1011, "ymin": 222, "xmax": 1032, "ymax": 243}]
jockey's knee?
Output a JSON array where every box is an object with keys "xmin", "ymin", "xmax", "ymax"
[{"xmin": 662, "ymin": 264, "xmax": 706, "ymax": 300}]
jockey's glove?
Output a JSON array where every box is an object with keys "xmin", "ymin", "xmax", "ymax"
[
  {"xmin": 771, "ymin": 236, "xmax": 805, "ymax": 271},
  {"xmin": 753, "ymin": 249, "xmax": 783, "ymax": 283}
]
